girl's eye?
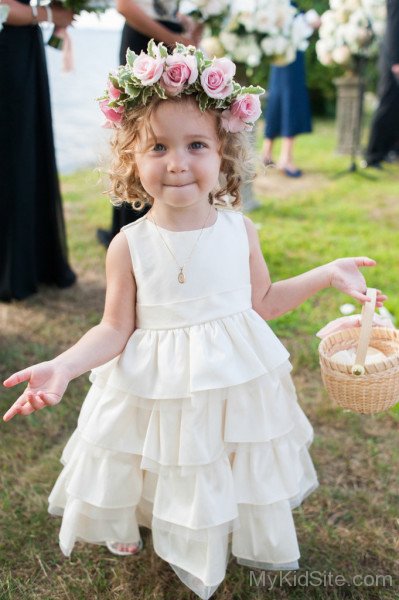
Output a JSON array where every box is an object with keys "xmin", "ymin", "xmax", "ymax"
[
  {"xmin": 190, "ymin": 141, "xmax": 205, "ymax": 150},
  {"xmin": 152, "ymin": 143, "xmax": 166, "ymax": 152}
]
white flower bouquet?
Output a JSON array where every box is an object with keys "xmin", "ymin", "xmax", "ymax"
[
  {"xmin": 316, "ymin": 0, "xmax": 386, "ymax": 69},
  {"xmin": 180, "ymin": 0, "xmax": 230, "ymax": 36},
  {"xmin": 0, "ymin": 2, "xmax": 10, "ymax": 31},
  {"xmin": 219, "ymin": 0, "xmax": 317, "ymax": 70},
  {"xmin": 47, "ymin": 0, "xmax": 113, "ymax": 50}
]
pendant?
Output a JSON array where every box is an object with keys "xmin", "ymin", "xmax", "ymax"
[{"xmin": 178, "ymin": 268, "xmax": 185, "ymax": 284}]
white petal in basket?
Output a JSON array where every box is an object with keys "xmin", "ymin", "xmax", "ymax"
[{"xmin": 330, "ymin": 347, "xmax": 386, "ymax": 366}]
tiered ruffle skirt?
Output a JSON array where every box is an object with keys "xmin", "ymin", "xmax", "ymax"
[{"xmin": 48, "ymin": 309, "xmax": 318, "ymax": 599}]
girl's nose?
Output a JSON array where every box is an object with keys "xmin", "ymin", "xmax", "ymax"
[{"xmin": 167, "ymin": 150, "xmax": 188, "ymax": 173}]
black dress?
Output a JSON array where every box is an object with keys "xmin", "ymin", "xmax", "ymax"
[
  {"xmin": 365, "ymin": 0, "xmax": 399, "ymax": 165},
  {"xmin": 106, "ymin": 14, "xmax": 183, "ymax": 241},
  {"xmin": 0, "ymin": 1, "xmax": 76, "ymax": 301}
]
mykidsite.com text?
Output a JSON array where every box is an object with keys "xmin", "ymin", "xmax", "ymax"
[{"xmin": 249, "ymin": 570, "xmax": 394, "ymax": 590}]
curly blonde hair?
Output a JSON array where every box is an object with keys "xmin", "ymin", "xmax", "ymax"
[{"xmin": 107, "ymin": 94, "xmax": 254, "ymax": 211}]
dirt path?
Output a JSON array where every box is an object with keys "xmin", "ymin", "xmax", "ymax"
[{"xmin": 254, "ymin": 167, "xmax": 329, "ymax": 200}]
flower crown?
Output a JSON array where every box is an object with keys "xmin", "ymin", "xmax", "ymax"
[{"xmin": 99, "ymin": 40, "xmax": 264, "ymax": 133}]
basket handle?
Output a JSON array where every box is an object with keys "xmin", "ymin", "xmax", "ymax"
[{"xmin": 351, "ymin": 288, "xmax": 377, "ymax": 376}]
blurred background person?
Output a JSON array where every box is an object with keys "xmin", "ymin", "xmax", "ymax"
[
  {"xmin": 364, "ymin": 0, "xmax": 399, "ymax": 169},
  {"xmin": 0, "ymin": 0, "xmax": 77, "ymax": 302},
  {"xmin": 261, "ymin": 49, "xmax": 312, "ymax": 178},
  {"xmin": 261, "ymin": 4, "xmax": 320, "ymax": 178}
]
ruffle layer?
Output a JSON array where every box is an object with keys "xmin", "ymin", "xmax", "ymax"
[
  {"xmin": 89, "ymin": 308, "xmax": 290, "ymax": 399},
  {"xmin": 52, "ymin": 409, "xmax": 315, "ymax": 518},
  {"xmin": 48, "ymin": 367, "xmax": 318, "ymax": 569},
  {"xmin": 76, "ymin": 364, "xmax": 305, "ymax": 466},
  {"xmin": 48, "ymin": 314, "xmax": 318, "ymax": 597}
]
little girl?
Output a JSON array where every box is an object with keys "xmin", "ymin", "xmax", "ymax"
[{"xmin": 3, "ymin": 42, "xmax": 386, "ymax": 600}]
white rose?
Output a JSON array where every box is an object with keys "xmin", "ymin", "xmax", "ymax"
[
  {"xmin": 274, "ymin": 35, "xmax": 290, "ymax": 55},
  {"xmin": 358, "ymin": 28, "xmax": 373, "ymax": 46},
  {"xmin": 201, "ymin": 36, "xmax": 225, "ymax": 58},
  {"xmin": 255, "ymin": 9, "xmax": 273, "ymax": 34},
  {"xmin": 247, "ymin": 52, "xmax": 261, "ymax": 67},
  {"xmin": 330, "ymin": 0, "xmax": 344, "ymax": 9},
  {"xmin": 372, "ymin": 20, "xmax": 385, "ymax": 37},
  {"xmin": 260, "ymin": 36, "xmax": 276, "ymax": 55},
  {"xmin": 292, "ymin": 14, "xmax": 313, "ymax": 45},
  {"xmin": 275, "ymin": 5, "xmax": 294, "ymax": 30},
  {"xmin": 373, "ymin": 6, "xmax": 387, "ymax": 20},
  {"xmin": 321, "ymin": 11, "xmax": 338, "ymax": 33},
  {"xmin": 332, "ymin": 45, "xmax": 352, "ymax": 64},
  {"xmin": 316, "ymin": 40, "xmax": 334, "ymax": 65},
  {"xmin": 342, "ymin": 24, "xmax": 361, "ymax": 45},
  {"xmin": 345, "ymin": 0, "xmax": 362, "ymax": 10},
  {"xmin": 305, "ymin": 9, "xmax": 320, "ymax": 28},
  {"xmin": 349, "ymin": 9, "xmax": 369, "ymax": 28},
  {"xmin": 336, "ymin": 8, "xmax": 350, "ymax": 24},
  {"xmin": 237, "ymin": 11, "xmax": 255, "ymax": 32},
  {"xmin": 203, "ymin": 0, "xmax": 229, "ymax": 16},
  {"xmin": 219, "ymin": 31, "xmax": 239, "ymax": 53}
]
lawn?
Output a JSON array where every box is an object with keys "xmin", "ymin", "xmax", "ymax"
[{"xmin": 0, "ymin": 118, "xmax": 398, "ymax": 600}]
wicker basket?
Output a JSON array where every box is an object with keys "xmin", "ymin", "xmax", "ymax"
[{"xmin": 318, "ymin": 288, "xmax": 399, "ymax": 414}]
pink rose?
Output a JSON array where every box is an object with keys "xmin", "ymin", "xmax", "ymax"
[
  {"xmin": 99, "ymin": 99, "xmax": 124, "ymax": 126},
  {"xmin": 132, "ymin": 51, "xmax": 165, "ymax": 85},
  {"xmin": 231, "ymin": 94, "xmax": 262, "ymax": 123},
  {"xmin": 108, "ymin": 81, "xmax": 121, "ymax": 100},
  {"xmin": 161, "ymin": 54, "xmax": 198, "ymax": 95},
  {"xmin": 220, "ymin": 109, "xmax": 250, "ymax": 133},
  {"xmin": 200, "ymin": 57, "xmax": 236, "ymax": 99},
  {"xmin": 221, "ymin": 94, "xmax": 262, "ymax": 133}
]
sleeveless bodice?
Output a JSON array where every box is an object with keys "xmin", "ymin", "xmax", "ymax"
[{"xmin": 122, "ymin": 209, "xmax": 251, "ymax": 329}]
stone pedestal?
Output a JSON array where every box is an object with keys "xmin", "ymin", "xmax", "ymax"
[
  {"xmin": 334, "ymin": 74, "xmax": 365, "ymax": 156},
  {"xmin": 241, "ymin": 132, "xmax": 261, "ymax": 212}
]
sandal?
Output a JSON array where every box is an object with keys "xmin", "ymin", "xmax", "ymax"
[
  {"xmin": 106, "ymin": 539, "xmax": 143, "ymax": 556},
  {"xmin": 282, "ymin": 167, "xmax": 302, "ymax": 178}
]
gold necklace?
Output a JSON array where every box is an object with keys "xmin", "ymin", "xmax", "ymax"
[{"xmin": 149, "ymin": 205, "xmax": 213, "ymax": 284}]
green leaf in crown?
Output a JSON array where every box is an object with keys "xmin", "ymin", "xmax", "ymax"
[
  {"xmin": 141, "ymin": 86, "xmax": 154, "ymax": 104},
  {"xmin": 124, "ymin": 84, "xmax": 142, "ymax": 99},
  {"xmin": 126, "ymin": 49, "xmax": 138, "ymax": 68},
  {"xmin": 154, "ymin": 84, "xmax": 167, "ymax": 99},
  {"xmin": 240, "ymin": 85, "xmax": 264, "ymax": 95},
  {"xmin": 198, "ymin": 93, "xmax": 210, "ymax": 112},
  {"xmin": 158, "ymin": 44, "xmax": 168, "ymax": 59}
]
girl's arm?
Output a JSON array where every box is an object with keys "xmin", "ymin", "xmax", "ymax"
[
  {"xmin": 115, "ymin": 0, "xmax": 192, "ymax": 46},
  {"xmin": 3, "ymin": 0, "xmax": 73, "ymax": 27},
  {"xmin": 244, "ymin": 218, "xmax": 386, "ymax": 320},
  {"xmin": 3, "ymin": 233, "xmax": 136, "ymax": 421}
]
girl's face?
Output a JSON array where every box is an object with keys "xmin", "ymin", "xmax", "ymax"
[{"xmin": 135, "ymin": 100, "xmax": 222, "ymax": 210}]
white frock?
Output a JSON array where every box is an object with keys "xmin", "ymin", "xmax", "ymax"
[{"xmin": 48, "ymin": 207, "xmax": 319, "ymax": 599}]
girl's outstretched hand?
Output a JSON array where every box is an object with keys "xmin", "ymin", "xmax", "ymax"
[
  {"xmin": 329, "ymin": 257, "xmax": 387, "ymax": 306},
  {"xmin": 2, "ymin": 362, "xmax": 70, "ymax": 422}
]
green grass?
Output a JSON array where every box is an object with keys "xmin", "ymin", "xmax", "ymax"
[{"xmin": 0, "ymin": 118, "xmax": 398, "ymax": 599}]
